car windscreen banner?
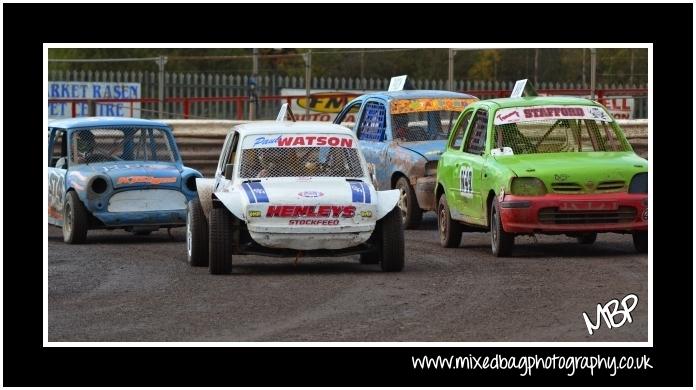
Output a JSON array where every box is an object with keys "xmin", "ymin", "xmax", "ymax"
[
  {"xmin": 390, "ymin": 98, "xmax": 477, "ymax": 114},
  {"xmin": 243, "ymin": 134, "xmax": 356, "ymax": 149},
  {"xmin": 493, "ymin": 105, "xmax": 613, "ymax": 125}
]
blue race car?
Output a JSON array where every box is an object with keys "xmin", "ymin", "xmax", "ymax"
[
  {"xmin": 48, "ymin": 117, "xmax": 202, "ymax": 243},
  {"xmin": 334, "ymin": 90, "xmax": 478, "ymax": 228}
]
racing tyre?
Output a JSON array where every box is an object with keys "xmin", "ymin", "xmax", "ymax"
[
  {"xmin": 438, "ymin": 194, "xmax": 462, "ymax": 248},
  {"xmin": 377, "ymin": 207, "xmax": 405, "ymax": 272},
  {"xmin": 576, "ymin": 233, "xmax": 597, "ymax": 245},
  {"xmin": 633, "ymin": 231, "xmax": 647, "ymax": 253},
  {"xmin": 187, "ymin": 199, "xmax": 209, "ymax": 267},
  {"xmin": 209, "ymin": 206, "xmax": 232, "ymax": 274},
  {"xmin": 395, "ymin": 177, "xmax": 423, "ymax": 229},
  {"xmin": 490, "ymin": 198, "xmax": 515, "ymax": 257},
  {"xmin": 63, "ymin": 191, "xmax": 88, "ymax": 244}
]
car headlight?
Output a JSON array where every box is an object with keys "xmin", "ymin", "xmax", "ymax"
[
  {"xmin": 425, "ymin": 161, "xmax": 438, "ymax": 176},
  {"xmin": 510, "ymin": 177, "xmax": 547, "ymax": 196},
  {"xmin": 628, "ymin": 172, "xmax": 647, "ymax": 194}
]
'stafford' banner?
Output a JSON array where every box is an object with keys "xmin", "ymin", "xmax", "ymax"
[
  {"xmin": 243, "ymin": 134, "xmax": 356, "ymax": 149},
  {"xmin": 48, "ymin": 81, "xmax": 141, "ymax": 119},
  {"xmin": 493, "ymin": 105, "xmax": 612, "ymax": 125},
  {"xmin": 280, "ymin": 89, "xmax": 371, "ymax": 122}
]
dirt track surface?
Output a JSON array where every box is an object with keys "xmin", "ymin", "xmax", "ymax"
[{"xmin": 48, "ymin": 215, "xmax": 648, "ymax": 342}]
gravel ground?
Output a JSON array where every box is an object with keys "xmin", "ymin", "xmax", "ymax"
[{"xmin": 48, "ymin": 214, "xmax": 648, "ymax": 342}]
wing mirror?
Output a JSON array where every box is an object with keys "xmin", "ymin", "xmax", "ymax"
[{"xmin": 224, "ymin": 163, "xmax": 235, "ymax": 180}]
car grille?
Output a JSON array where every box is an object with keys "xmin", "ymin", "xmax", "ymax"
[
  {"xmin": 596, "ymin": 180, "xmax": 626, "ymax": 192},
  {"xmin": 551, "ymin": 182, "xmax": 583, "ymax": 193},
  {"xmin": 551, "ymin": 180, "xmax": 626, "ymax": 193},
  {"xmin": 538, "ymin": 206, "xmax": 637, "ymax": 224}
]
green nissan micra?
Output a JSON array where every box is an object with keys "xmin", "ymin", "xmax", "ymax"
[{"xmin": 435, "ymin": 96, "xmax": 648, "ymax": 257}]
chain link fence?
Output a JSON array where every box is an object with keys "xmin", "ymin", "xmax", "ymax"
[{"xmin": 48, "ymin": 48, "xmax": 649, "ymax": 121}]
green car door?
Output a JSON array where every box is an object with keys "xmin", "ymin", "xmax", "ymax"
[
  {"xmin": 440, "ymin": 109, "xmax": 471, "ymax": 219},
  {"xmin": 440, "ymin": 106, "xmax": 490, "ymax": 226},
  {"xmin": 455, "ymin": 108, "xmax": 490, "ymax": 225}
]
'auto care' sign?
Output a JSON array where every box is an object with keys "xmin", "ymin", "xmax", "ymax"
[
  {"xmin": 48, "ymin": 81, "xmax": 142, "ymax": 119},
  {"xmin": 280, "ymin": 89, "xmax": 370, "ymax": 122}
]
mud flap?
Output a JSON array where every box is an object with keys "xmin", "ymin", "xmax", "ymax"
[
  {"xmin": 375, "ymin": 189, "xmax": 400, "ymax": 220},
  {"xmin": 195, "ymin": 178, "xmax": 215, "ymax": 220},
  {"xmin": 213, "ymin": 191, "xmax": 246, "ymax": 221}
]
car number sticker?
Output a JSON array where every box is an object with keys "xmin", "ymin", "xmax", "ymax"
[{"xmin": 460, "ymin": 165, "xmax": 473, "ymax": 198}]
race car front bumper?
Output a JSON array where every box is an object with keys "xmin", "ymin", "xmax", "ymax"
[
  {"xmin": 247, "ymin": 224, "xmax": 375, "ymax": 250},
  {"xmin": 499, "ymin": 193, "xmax": 648, "ymax": 234}
]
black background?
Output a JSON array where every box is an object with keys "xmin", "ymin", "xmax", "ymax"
[{"xmin": 3, "ymin": 2, "xmax": 692, "ymax": 386}]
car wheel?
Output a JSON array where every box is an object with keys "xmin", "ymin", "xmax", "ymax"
[
  {"xmin": 576, "ymin": 233, "xmax": 597, "ymax": 245},
  {"xmin": 395, "ymin": 177, "xmax": 422, "ymax": 229},
  {"xmin": 209, "ymin": 206, "xmax": 232, "ymax": 274},
  {"xmin": 490, "ymin": 198, "xmax": 514, "ymax": 257},
  {"xmin": 376, "ymin": 207, "xmax": 405, "ymax": 272},
  {"xmin": 633, "ymin": 231, "xmax": 647, "ymax": 253},
  {"xmin": 63, "ymin": 191, "xmax": 88, "ymax": 244},
  {"xmin": 187, "ymin": 199, "xmax": 209, "ymax": 267},
  {"xmin": 438, "ymin": 194, "xmax": 462, "ymax": 248}
]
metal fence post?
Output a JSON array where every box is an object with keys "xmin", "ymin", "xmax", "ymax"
[
  {"xmin": 304, "ymin": 50, "xmax": 311, "ymax": 117},
  {"xmin": 87, "ymin": 100, "xmax": 96, "ymax": 116},
  {"xmin": 157, "ymin": 56, "xmax": 167, "ymax": 119},
  {"xmin": 590, "ymin": 48, "xmax": 597, "ymax": 100},
  {"xmin": 448, "ymin": 48, "xmax": 454, "ymax": 91}
]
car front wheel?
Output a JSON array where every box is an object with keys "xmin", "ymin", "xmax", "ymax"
[
  {"xmin": 209, "ymin": 206, "xmax": 233, "ymax": 274},
  {"xmin": 438, "ymin": 194, "xmax": 462, "ymax": 248},
  {"xmin": 63, "ymin": 191, "xmax": 88, "ymax": 244},
  {"xmin": 187, "ymin": 199, "xmax": 209, "ymax": 267},
  {"xmin": 633, "ymin": 231, "xmax": 647, "ymax": 253},
  {"xmin": 395, "ymin": 177, "xmax": 423, "ymax": 229},
  {"xmin": 374, "ymin": 207, "xmax": 405, "ymax": 272},
  {"xmin": 490, "ymin": 198, "xmax": 515, "ymax": 257}
]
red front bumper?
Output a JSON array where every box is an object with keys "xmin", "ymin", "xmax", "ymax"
[{"xmin": 499, "ymin": 193, "xmax": 648, "ymax": 234}]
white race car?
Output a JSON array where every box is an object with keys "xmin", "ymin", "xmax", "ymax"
[{"xmin": 187, "ymin": 107, "xmax": 404, "ymax": 274}]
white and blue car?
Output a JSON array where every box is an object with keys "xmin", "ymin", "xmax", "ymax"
[
  {"xmin": 188, "ymin": 108, "xmax": 404, "ymax": 274},
  {"xmin": 48, "ymin": 117, "xmax": 202, "ymax": 243}
]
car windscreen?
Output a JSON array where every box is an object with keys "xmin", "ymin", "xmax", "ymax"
[
  {"xmin": 71, "ymin": 127, "xmax": 176, "ymax": 164},
  {"xmin": 492, "ymin": 105, "xmax": 631, "ymax": 155},
  {"xmin": 390, "ymin": 98, "xmax": 476, "ymax": 142},
  {"xmin": 239, "ymin": 134, "xmax": 364, "ymax": 178}
]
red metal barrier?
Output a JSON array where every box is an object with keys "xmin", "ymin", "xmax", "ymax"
[{"xmin": 48, "ymin": 90, "xmax": 647, "ymax": 119}]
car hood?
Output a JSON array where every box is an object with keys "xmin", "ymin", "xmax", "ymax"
[
  {"xmin": 494, "ymin": 152, "xmax": 648, "ymax": 191},
  {"xmin": 80, "ymin": 162, "xmax": 182, "ymax": 189},
  {"xmin": 396, "ymin": 140, "xmax": 447, "ymax": 161},
  {"xmin": 237, "ymin": 177, "xmax": 376, "ymax": 205}
]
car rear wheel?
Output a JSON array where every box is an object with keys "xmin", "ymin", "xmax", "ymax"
[
  {"xmin": 576, "ymin": 233, "xmax": 598, "ymax": 245},
  {"xmin": 490, "ymin": 198, "xmax": 514, "ymax": 257},
  {"xmin": 376, "ymin": 207, "xmax": 405, "ymax": 272},
  {"xmin": 438, "ymin": 194, "xmax": 462, "ymax": 248},
  {"xmin": 209, "ymin": 206, "xmax": 232, "ymax": 274},
  {"xmin": 63, "ymin": 191, "xmax": 88, "ymax": 244},
  {"xmin": 187, "ymin": 199, "xmax": 209, "ymax": 267},
  {"xmin": 395, "ymin": 177, "xmax": 422, "ymax": 229},
  {"xmin": 633, "ymin": 231, "xmax": 647, "ymax": 253}
]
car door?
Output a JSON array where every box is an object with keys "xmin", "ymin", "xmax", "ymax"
[
  {"xmin": 353, "ymin": 98, "xmax": 390, "ymax": 189},
  {"xmin": 457, "ymin": 108, "xmax": 490, "ymax": 225},
  {"xmin": 48, "ymin": 128, "xmax": 68, "ymax": 225},
  {"xmin": 441, "ymin": 109, "xmax": 473, "ymax": 220},
  {"xmin": 214, "ymin": 130, "xmax": 239, "ymax": 192}
]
